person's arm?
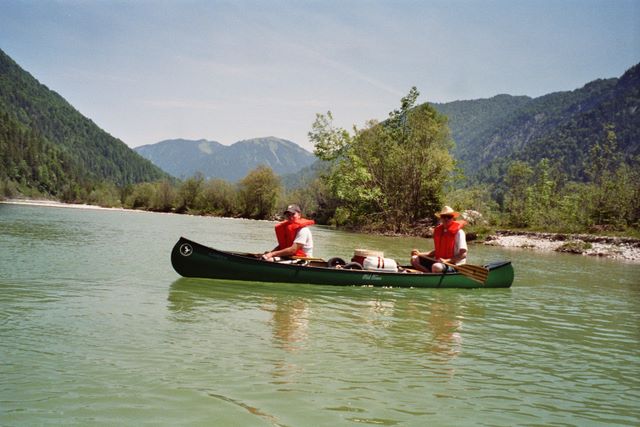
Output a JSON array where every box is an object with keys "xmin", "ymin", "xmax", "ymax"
[
  {"xmin": 411, "ymin": 249, "xmax": 435, "ymax": 257},
  {"xmin": 262, "ymin": 243, "xmax": 303, "ymax": 261},
  {"xmin": 447, "ymin": 248, "xmax": 467, "ymax": 265},
  {"xmin": 448, "ymin": 230, "xmax": 467, "ymax": 264},
  {"xmin": 264, "ymin": 228, "xmax": 310, "ymax": 261},
  {"xmin": 293, "ymin": 227, "xmax": 312, "ymax": 256}
]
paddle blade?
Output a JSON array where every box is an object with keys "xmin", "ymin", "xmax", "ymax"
[{"xmin": 454, "ymin": 263, "xmax": 489, "ymax": 284}]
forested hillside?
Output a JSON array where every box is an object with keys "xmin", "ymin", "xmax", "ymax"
[
  {"xmin": 135, "ymin": 137, "xmax": 316, "ymax": 181},
  {"xmin": 0, "ymin": 48, "xmax": 166, "ymax": 199},
  {"xmin": 433, "ymin": 63, "xmax": 639, "ymax": 185}
]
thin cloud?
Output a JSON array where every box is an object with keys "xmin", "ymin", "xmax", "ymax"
[{"xmin": 141, "ymin": 98, "xmax": 224, "ymax": 111}]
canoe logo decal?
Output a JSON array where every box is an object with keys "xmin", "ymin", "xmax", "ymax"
[
  {"xmin": 362, "ymin": 273, "xmax": 382, "ymax": 281},
  {"xmin": 179, "ymin": 243, "xmax": 193, "ymax": 257}
]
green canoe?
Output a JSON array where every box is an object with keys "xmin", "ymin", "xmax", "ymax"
[{"xmin": 171, "ymin": 237, "xmax": 514, "ymax": 289}]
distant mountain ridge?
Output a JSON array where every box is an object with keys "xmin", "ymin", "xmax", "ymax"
[
  {"xmin": 432, "ymin": 63, "xmax": 639, "ymax": 183},
  {"xmin": 134, "ymin": 139, "xmax": 224, "ymax": 179},
  {"xmin": 135, "ymin": 137, "xmax": 316, "ymax": 181}
]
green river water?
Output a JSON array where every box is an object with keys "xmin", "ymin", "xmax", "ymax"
[{"xmin": 1, "ymin": 203, "xmax": 639, "ymax": 426}]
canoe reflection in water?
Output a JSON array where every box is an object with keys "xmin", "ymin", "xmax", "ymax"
[
  {"xmin": 263, "ymin": 297, "xmax": 310, "ymax": 352},
  {"xmin": 356, "ymin": 297, "xmax": 466, "ymax": 364},
  {"xmin": 424, "ymin": 301, "xmax": 463, "ymax": 359},
  {"xmin": 167, "ymin": 279, "xmax": 476, "ymax": 369}
]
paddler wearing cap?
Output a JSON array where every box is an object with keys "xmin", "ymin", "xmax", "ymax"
[
  {"xmin": 410, "ymin": 206, "xmax": 468, "ymax": 273},
  {"xmin": 262, "ymin": 204, "xmax": 315, "ymax": 262}
]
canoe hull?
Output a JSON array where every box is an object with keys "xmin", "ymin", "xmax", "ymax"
[{"xmin": 171, "ymin": 237, "xmax": 514, "ymax": 289}]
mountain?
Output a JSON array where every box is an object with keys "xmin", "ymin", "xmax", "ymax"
[
  {"xmin": 134, "ymin": 139, "xmax": 225, "ymax": 179},
  {"xmin": 432, "ymin": 63, "xmax": 640, "ymax": 184},
  {"xmin": 135, "ymin": 137, "xmax": 316, "ymax": 181},
  {"xmin": 0, "ymin": 48, "xmax": 166, "ymax": 196},
  {"xmin": 281, "ymin": 159, "xmax": 330, "ymax": 190}
]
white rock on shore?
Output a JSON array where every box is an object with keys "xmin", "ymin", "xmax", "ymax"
[{"xmin": 484, "ymin": 234, "xmax": 640, "ymax": 263}]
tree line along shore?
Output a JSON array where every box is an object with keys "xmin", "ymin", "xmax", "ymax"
[{"xmin": 2, "ymin": 88, "xmax": 639, "ymax": 254}]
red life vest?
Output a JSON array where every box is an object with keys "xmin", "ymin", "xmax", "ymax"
[
  {"xmin": 275, "ymin": 218, "xmax": 315, "ymax": 257},
  {"xmin": 433, "ymin": 220, "xmax": 466, "ymax": 259}
]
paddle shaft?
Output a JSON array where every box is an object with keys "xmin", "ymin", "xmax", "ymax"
[
  {"xmin": 417, "ymin": 254, "xmax": 459, "ymax": 269},
  {"xmin": 418, "ymin": 255, "xmax": 488, "ymax": 284},
  {"xmin": 230, "ymin": 251, "xmax": 326, "ymax": 262},
  {"xmin": 292, "ymin": 255, "xmax": 326, "ymax": 262}
]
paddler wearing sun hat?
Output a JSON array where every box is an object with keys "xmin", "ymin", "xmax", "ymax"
[{"xmin": 410, "ymin": 206, "xmax": 468, "ymax": 273}]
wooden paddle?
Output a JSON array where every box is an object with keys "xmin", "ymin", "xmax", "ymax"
[
  {"xmin": 292, "ymin": 255, "xmax": 326, "ymax": 262},
  {"xmin": 229, "ymin": 251, "xmax": 264, "ymax": 258},
  {"xmin": 419, "ymin": 255, "xmax": 488, "ymax": 284},
  {"xmin": 231, "ymin": 251, "xmax": 326, "ymax": 264}
]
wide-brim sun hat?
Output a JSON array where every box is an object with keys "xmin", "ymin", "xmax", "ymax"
[{"xmin": 436, "ymin": 205, "xmax": 459, "ymax": 218}]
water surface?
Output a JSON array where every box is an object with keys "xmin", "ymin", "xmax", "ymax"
[{"xmin": 1, "ymin": 203, "xmax": 639, "ymax": 426}]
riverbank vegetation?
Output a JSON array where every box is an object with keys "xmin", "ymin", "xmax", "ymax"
[
  {"xmin": 2, "ymin": 86, "xmax": 638, "ymax": 238},
  {"xmin": 445, "ymin": 126, "xmax": 640, "ymax": 237},
  {"xmin": 4, "ymin": 101, "xmax": 637, "ymax": 240}
]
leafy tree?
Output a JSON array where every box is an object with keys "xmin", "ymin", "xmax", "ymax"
[
  {"xmin": 238, "ymin": 166, "xmax": 281, "ymax": 219},
  {"xmin": 151, "ymin": 179, "xmax": 176, "ymax": 212},
  {"xmin": 176, "ymin": 173, "xmax": 205, "ymax": 213},
  {"xmin": 583, "ymin": 125, "xmax": 630, "ymax": 228},
  {"xmin": 310, "ymin": 87, "xmax": 454, "ymax": 232},
  {"xmin": 555, "ymin": 182, "xmax": 591, "ymax": 233},
  {"xmin": 124, "ymin": 182, "xmax": 155, "ymax": 209},
  {"xmin": 87, "ymin": 182, "xmax": 121, "ymax": 207},
  {"xmin": 503, "ymin": 161, "xmax": 533, "ymax": 227},
  {"xmin": 446, "ymin": 185, "xmax": 499, "ymax": 224},
  {"xmin": 0, "ymin": 178, "xmax": 19, "ymax": 198},
  {"xmin": 525, "ymin": 159, "xmax": 556, "ymax": 227},
  {"xmin": 282, "ymin": 175, "xmax": 339, "ymax": 224},
  {"xmin": 199, "ymin": 178, "xmax": 238, "ymax": 216}
]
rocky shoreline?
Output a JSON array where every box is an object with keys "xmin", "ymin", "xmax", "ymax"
[{"xmin": 483, "ymin": 230, "xmax": 640, "ymax": 263}]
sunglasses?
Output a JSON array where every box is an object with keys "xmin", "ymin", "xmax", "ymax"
[{"xmin": 441, "ymin": 215, "xmax": 454, "ymax": 219}]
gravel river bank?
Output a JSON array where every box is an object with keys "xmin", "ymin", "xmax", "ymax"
[{"xmin": 484, "ymin": 230, "xmax": 640, "ymax": 263}]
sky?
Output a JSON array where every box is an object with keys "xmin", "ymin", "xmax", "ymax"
[{"xmin": 1, "ymin": 1, "xmax": 638, "ymax": 151}]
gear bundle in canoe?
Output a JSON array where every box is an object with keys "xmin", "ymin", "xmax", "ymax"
[{"xmin": 170, "ymin": 237, "xmax": 514, "ymax": 289}]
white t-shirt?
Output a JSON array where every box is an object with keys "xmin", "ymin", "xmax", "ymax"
[
  {"xmin": 294, "ymin": 227, "xmax": 313, "ymax": 257},
  {"xmin": 454, "ymin": 229, "xmax": 468, "ymax": 265}
]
